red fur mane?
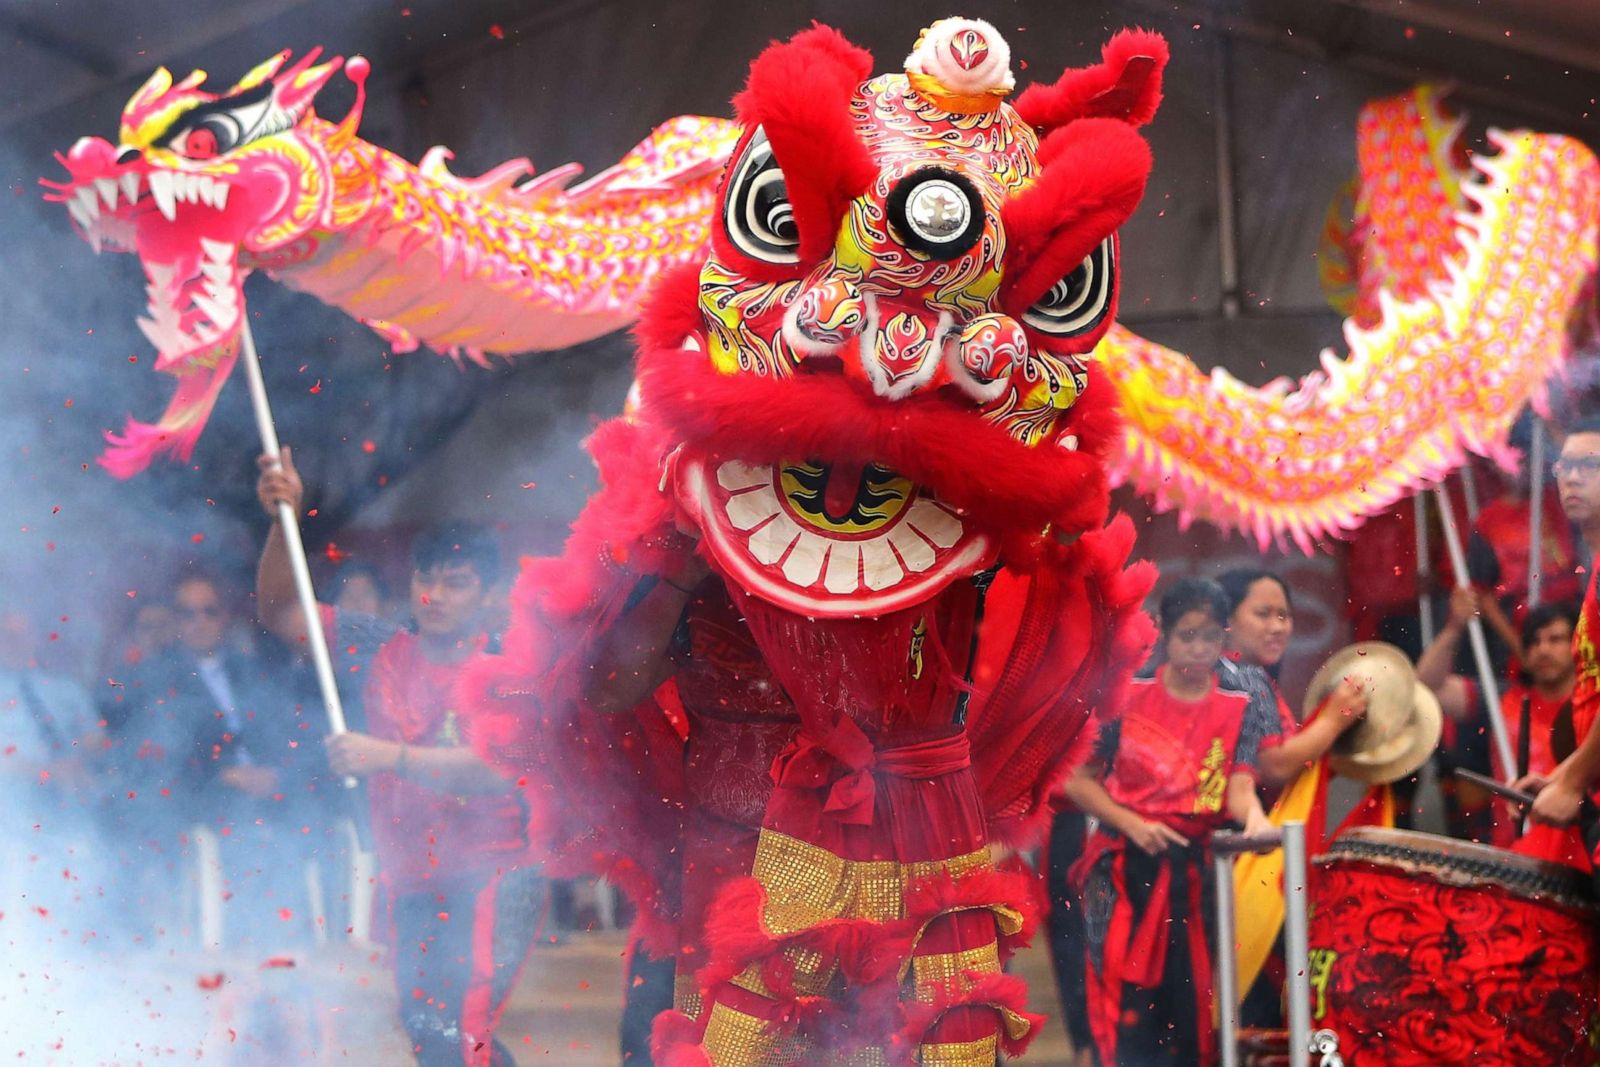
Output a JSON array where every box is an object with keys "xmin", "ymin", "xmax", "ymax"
[
  {"xmin": 728, "ymin": 25, "xmax": 878, "ymax": 265},
  {"xmin": 1013, "ymin": 29, "xmax": 1168, "ymax": 133}
]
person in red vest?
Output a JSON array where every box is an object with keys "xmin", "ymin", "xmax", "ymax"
[
  {"xmin": 256, "ymin": 450, "xmax": 541, "ymax": 1067},
  {"xmin": 1526, "ymin": 415, "xmax": 1600, "ymax": 841},
  {"xmin": 1063, "ymin": 578, "xmax": 1277, "ymax": 1065},
  {"xmin": 1419, "ymin": 588, "xmax": 1580, "ymax": 855}
]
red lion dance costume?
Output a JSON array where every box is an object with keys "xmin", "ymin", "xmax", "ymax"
[{"xmin": 473, "ymin": 19, "xmax": 1161, "ymax": 1065}]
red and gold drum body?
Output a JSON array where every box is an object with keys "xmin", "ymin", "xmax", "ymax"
[{"xmin": 1308, "ymin": 827, "xmax": 1600, "ymax": 1065}]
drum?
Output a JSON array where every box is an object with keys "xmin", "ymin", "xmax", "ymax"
[{"xmin": 1308, "ymin": 827, "xmax": 1600, "ymax": 1065}]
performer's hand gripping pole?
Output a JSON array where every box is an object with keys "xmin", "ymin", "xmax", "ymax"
[
  {"xmin": 239, "ymin": 317, "xmax": 372, "ymax": 851},
  {"xmin": 1434, "ymin": 486, "xmax": 1517, "ymax": 783}
]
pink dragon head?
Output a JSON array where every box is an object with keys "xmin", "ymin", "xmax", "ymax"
[{"xmin": 43, "ymin": 49, "xmax": 368, "ymax": 474}]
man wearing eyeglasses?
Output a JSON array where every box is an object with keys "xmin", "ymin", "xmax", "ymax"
[
  {"xmin": 1523, "ymin": 415, "xmax": 1600, "ymax": 837},
  {"xmin": 104, "ymin": 566, "xmax": 321, "ymax": 946}
]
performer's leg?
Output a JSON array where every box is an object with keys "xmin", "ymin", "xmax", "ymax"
[
  {"xmin": 1046, "ymin": 811, "xmax": 1095, "ymax": 1054},
  {"xmin": 460, "ymin": 865, "xmax": 546, "ymax": 1066},
  {"xmin": 911, "ymin": 907, "xmax": 1006, "ymax": 1061},
  {"xmin": 391, "ymin": 886, "xmax": 477, "ymax": 1064},
  {"xmin": 621, "ymin": 946, "xmax": 675, "ymax": 1063}
]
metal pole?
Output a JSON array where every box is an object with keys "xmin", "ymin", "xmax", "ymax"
[
  {"xmin": 1529, "ymin": 416, "xmax": 1547, "ymax": 609},
  {"xmin": 1283, "ymin": 821, "xmax": 1312, "ymax": 1067},
  {"xmin": 1435, "ymin": 486, "xmax": 1516, "ymax": 781},
  {"xmin": 238, "ymin": 319, "xmax": 363, "ymax": 802},
  {"xmin": 1213, "ymin": 849, "xmax": 1240, "ymax": 1067},
  {"xmin": 1460, "ymin": 464, "xmax": 1482, "ymax": 522},
  {"xmin": 1414, "ymin": 493, "xmax": 1436, "ymax": 646},
  {"xmin": 1213, "ymin": 34, "xmax": 1241, "ymax": 320}
]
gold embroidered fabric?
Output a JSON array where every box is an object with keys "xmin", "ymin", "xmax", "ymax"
[
  {"xmin": 911, "ymin": 943, "xmax": 1002, "ymax": 1001},
  {"xmin": 701, "ymin": 1000, "xmax": 811, "ymax": 1066},
  {"xmin": 752, "ymin": 828, "xmax": 990, "ymax": 935},
  {"xmin": 701, "ymin": 829, "xmax": 1029, "ymax": 1064},
  {"xmin": 675, "ymin": 974, "xmax": 704, "ymax": 1020},
  {"xmin": 919, "ymin": 1034, "xmax": 1000, "ymax": 1065},
  {"xmin": 733, "ymin": 945, "xmax": 833, "ymax": 999}
]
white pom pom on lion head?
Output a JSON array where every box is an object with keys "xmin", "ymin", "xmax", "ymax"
[{"xmin": 904, "ymin": 18, "xmax": 1015, "ymax": 108}]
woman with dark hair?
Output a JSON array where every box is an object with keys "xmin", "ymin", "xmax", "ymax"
[
  {"xmin": 1064, "ymin": 578, "xmax": 1277, "ymax": 1064},
  {"xmin": 1220, "ymin": 568, "xmax": 1365, "ymax": 790}
]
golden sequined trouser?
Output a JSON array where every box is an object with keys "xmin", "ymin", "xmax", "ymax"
[{"xmin": 698, "ymin": 829, "xmax": 1030, "ymax": 1065}]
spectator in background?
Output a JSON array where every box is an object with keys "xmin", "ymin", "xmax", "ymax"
[
  {"xmin": 0, "ymin": 607, "xmax": 104, "ymax": 830},
  {"xmin": 105, "ymin": 569, "xmax": 324, "ymax": 946},
  {"xmin": 1467, "ymin": 415, "xmax": 1582, "ymax": 620},
  {"xmin": 99, "ymin": 598, "xmax": 176, "ymax": 733},
  {"xmin": 1219, "ymin": 568, "xmax": 1368, "ymax": 792},
  {"xmin": 125, "ymin": 601, "xmax": 176, "ymax": 667},
  {"xmin": 1063, "ymin": 579, "xmax": 1275, "ymax": 1065},
  {"xmin": 1418, "ymin": 589, "xmax": 1580, "ymax": 855},
  {"xmin": 332, "ymin": 562, "xmax": 391, "ymax": 621},
  {"xmin": 257, "ymin": 448, "xmax": 540, "ymax": 1067}
]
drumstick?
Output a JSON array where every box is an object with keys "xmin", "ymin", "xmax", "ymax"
[{"xmin": 1453, "ymin": 767, "xmax": 1536, "ymax": 807}]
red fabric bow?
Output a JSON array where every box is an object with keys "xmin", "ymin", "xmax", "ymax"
[{"xmin": 771, "ymin": 718, "xmax": 972, "ymax": 825}]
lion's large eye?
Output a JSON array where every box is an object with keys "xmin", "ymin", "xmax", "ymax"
[
  {"xmin": 1023, "ymin": 237, "xmax": 1115, "ymax": 337},
  {"xmin": 158, "ymin": 85, "xmax": 280, "ymax": 161},
  {"xmin": 723, "ymin": 126, "xmax": 801, "ymax": 265}
]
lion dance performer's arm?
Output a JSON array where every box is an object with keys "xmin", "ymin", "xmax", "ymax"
[{"xmin": 464, "ymin": 412, "xmax": 702, "ymax": 955}]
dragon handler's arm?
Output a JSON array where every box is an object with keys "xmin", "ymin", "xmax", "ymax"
[
  {"xmin": 255, "ymin": 447, "xmax": 313, "ymax": 645},
  {"xmin": 326, "ymin": 731, "xmax": 508, "ymax": 794}
]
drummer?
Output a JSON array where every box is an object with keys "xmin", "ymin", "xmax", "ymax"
[
  {"xmin": 1063, "ymin": 578, "xmax": 1277, "ymax": 1065},
  {"xmin": 1419, "ymin": 587, "xmax": 1580, "ymax": 852},
  {"xmin": 1528, "ymin": 415, "xmax": 1600, "ymax": 836}
]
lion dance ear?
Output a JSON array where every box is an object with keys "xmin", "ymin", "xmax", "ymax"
[
  {"xmin": 731, "ymin": 24, "xmax": 877, "ymax": 262},
  {"xmin": 1013, "ymin": 29, "xmax": 1169, "ymax": 133}
]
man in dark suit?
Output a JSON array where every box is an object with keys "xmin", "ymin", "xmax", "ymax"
[{"xmin": 110, "ymin": 569, "xmax": 323, "ymax": 947}]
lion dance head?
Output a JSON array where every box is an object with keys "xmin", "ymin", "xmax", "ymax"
[{"xmin": 644, "ymin": 20, "xmax": 1168, "ymax": 615}]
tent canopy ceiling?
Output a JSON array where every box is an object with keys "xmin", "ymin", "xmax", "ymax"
[{"xmin": 4, "ymin": 0, "xmax": 1597, "ymax": 135}]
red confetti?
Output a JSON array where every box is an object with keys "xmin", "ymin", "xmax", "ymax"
[
  {"xmin": 262, "ymin": 956, "xmax": 296, "ymax": 969},
  {"xmin": 520, "ymin": 482, "xmax": 537, "ymax": 490},
  {"xmin": 489, "ymin": 24, "xmax": 504, "ymax": 39},
  {"xmin": 309, "ymin": 379, "xmax": 322, "ymax": 394},
  {"xmin": 437, "ymin": 911, "xmax": 450, "ymax": 922},
  {"xmin": 361, "ymin": 440, "xmax": 376, "ymax": 453},
  {"xmin": 325, "ymin": 542, "xmax": 350, "ymax": 564},
  {"xmin": 197, "ymin": 973, "xmax": 225, "ymax": 990},
  {"xmin": 278, "ymin": 907, "xmax": 294, "ymax": 921},
  {"xmin": 191, "ymin": 533, "xmax": 205, "ymax": 544}
]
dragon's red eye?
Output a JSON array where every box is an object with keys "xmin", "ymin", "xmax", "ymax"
[{"xmin": 182, "ymin": 128, "xmax": 219, "ymax": 159}]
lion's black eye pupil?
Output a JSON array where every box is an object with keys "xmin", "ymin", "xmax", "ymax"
[
  {"xmin": 1023, "ymin": 238, "xmax": 1116, "ymax": 338},
  {"xmin": 724, "ymin": 126, "xmax": 802, "ymax": 265}
]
